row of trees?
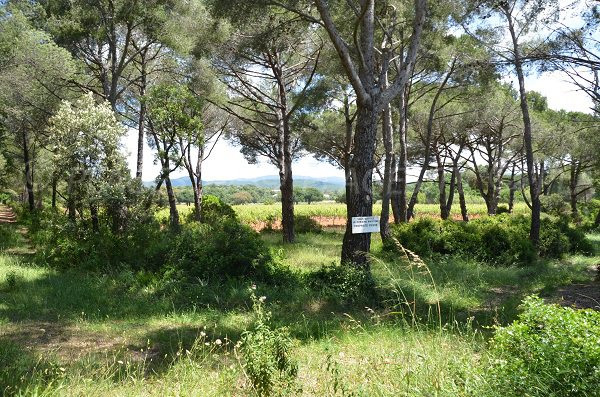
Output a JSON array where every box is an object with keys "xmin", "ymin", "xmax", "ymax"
[{"xmin": 0, "ymin": 0, "xmax": 599, "ymax": 269}]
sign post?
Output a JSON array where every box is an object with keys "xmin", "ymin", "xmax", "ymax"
[{"xmin": 351, "ymin": 216, "xmax": 380, "ymax": 234}]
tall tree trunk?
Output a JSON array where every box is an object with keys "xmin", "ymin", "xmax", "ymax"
[
  {"xmin": 457, "ymin": 170, "xmax": 469, "ymax": 222},
  {"xmin": 164, "ymin": 174, "xmax": 179, "ymax": 230},
  {"xmin": 135, "ymin": 58, "xmax": 147, "ymax": 180},
  {"xmin": 380, "ymin": 96, "xmax": 394, "ymax": 240},
  {"xmin": 279, "ymin": 162, "xmax": 295, "ymax": 243},
  {"xmin": 51, "ymin": 177, "xmax": 57, "ymax": 209},
  {"xmin": 436, "ymin": 152, "xmax": 449, "ymax": 220},
  {"xmin": 446, "ymin": 160, "xmax": 458, "ymax": 217},
  {"xmin": 506, "ymin": 7, "xmax": 540, "ymax": 246},
  {"xmin": 22, "ymin": 129, "xmax": 35, "ymax": 211},
  {"xmin": 508, "ymin": 165, "xmax": 516, "ymax": 213},
  {"xmin": 193, "ymin": 144, "xmax": 205, "ymax": 222},
  {"xmin": 569, "ymin": 162, "xmax": 580, "ymax": 216},
  {"xmin": 90, "ymin": 204, "xmax": 99, "ymax": 232},
  {"xmin": 341, "ymin": 103, "xmax": 378, "ymax": 268},
  {"xmin": 394, "ymin": 94, "xmax": 408, "ymax": 223}
]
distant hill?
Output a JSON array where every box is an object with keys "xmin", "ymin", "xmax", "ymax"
[{"xmin": 147, "ymin": 175, "xmax": 345, "ymax": 191}]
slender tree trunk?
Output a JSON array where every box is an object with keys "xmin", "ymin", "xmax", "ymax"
[
  {"xmin": 380, "ymin": 97, "xmax": 394, "ymax": 240},
  {"xmin": 22, "ymin": 129, "xmax": 35, "ymax": 211},
  {"xmin": 508, "ymin": 165, "xmax": 516, "ymax": 213},
  {"xmin": 569, "ymin": 162, "xmax": 580, "ymax": 216},
  {"xmin": 457, "ymin": 170, "xmax": 469, "ymax": 222},
  {"xmin": 446, "ymin": 160, "xmax": 458, "ymax": 217},
  {"xmin": 90, "ymin": 204, "xmax": 99, "ymax": 232},
  {"xmin": 51, "ymin": 177, "xmax": 57, "ymax": 209},
  {"xmin": 395, "ymin": 95, "xmax": 408, "ymax": 223},
  {"xmin": 436, "ymin": 152, "xmax": 449, "ymax": 220},
  {"xmin": 341, "ymin": 103, "xmax": 378, "ymax": 268},
  {"xmin": 164, "ymin": 174, "xmax": 179, "ymax": 230},
  {"xmin": 506, "ymin": 7, "xmax": 540, "ymax": 245},
  {"xmin": 135, "ymin": 61, "xmax": 147, "ymax": 180},
  {"xmin": 193, "ymin": 144, "xmax": 205, "ymax": 222}
]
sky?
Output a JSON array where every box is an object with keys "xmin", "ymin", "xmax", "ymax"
[{"xmin": 123, "ymin": 68, "xmax": 594, "ymax": 183}]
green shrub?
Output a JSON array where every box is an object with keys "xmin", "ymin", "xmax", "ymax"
[
  {"xmin": 540, "ymin": 193, "xmax": 570, "ymax": 216},
  {"xmin": 167, "ymin": 219, "xmax": 271, "ymax": 280},
  {"xmin": 482, "ymin": 296, "xmax": 600, "ymax": 396},
  {"xmin": 391, "ymin": 214, "xmax": 589, "ymax": 265},
  {"xmin": 294, "ymin": 215, "xmax": 322, "ymax": 234},
  {"xmin": 34, "ymin": 213, "xmax": 168, "ymax": 273},
  {"xmin": 305, "ymin": 263, "xmax": 377, "ymax": 304},
  {"xmin": 199, "ymin": 194, "xmax": 238, "ymax": 225},
  {"xmin": 238, "ymin": 290, "xmax": 298, "ymax": 397}
]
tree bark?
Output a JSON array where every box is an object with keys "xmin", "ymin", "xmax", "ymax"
[
  {"xmin": 51, "ymin": 177, "xmax": 57, "ymax": 209},
  {"xmin": 164, "ymin": 174, "xmax": 179, "ymax": 230},
  {"xmin": 193, "ymin": 144, "xmax": 205, "ymax": 222},
  {"xmin": 505, "ymin": 6, "xmax": 540, "ymax": 246},
  {"xmin": 21, "ymin": 129, "xmax": 35, "ymax": 211},
  {"xmin": 569, "ymin": 162, "xmax": 581, "ymax": 216},
  {"xmin": 436, "ymin": 152, "xmax": 449, "ymax": 220},
  {"xmin": 380, "ymin": 86, "xmax": 394, "ymax": 240},
  {"xmin": 508, "ymin": 165, "xmax": 516, "ymax": 213},
  {"xmin": 90, "ymin": 204, "xmax": 99, "ymax": 232},
  {"xmin": 393, "ymin": 94, "xmax": 408, "ymax": 223},
  {"xmin": 457, "ymin": 170, "xmax": 469, "ymax": 222},
  {"xmin": 341, "ymin": 103, "xmax": 378, "ymax": 267},
  {"xmin": 135, "ymin": 55, "xmax": 147, "ymax": 180}
]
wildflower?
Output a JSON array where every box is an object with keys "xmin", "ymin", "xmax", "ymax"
[
  {"xmin": 259, "ymin": 296, "xmax": 267, "ymax": 303},
  {"xmin": 215, "ymin": 339, "xmax": 222, "ymax": 345}
]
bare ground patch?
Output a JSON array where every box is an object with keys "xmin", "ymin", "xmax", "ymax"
[{"xmin": 0, "ymin": 321, "xmax": 127, "ymax": 361}]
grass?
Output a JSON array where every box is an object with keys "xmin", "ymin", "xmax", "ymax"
[{"xmin": 0, "ymin": 225, "xmax": 597, "ymax": 395}]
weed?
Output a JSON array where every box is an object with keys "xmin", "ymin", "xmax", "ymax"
[{"xmin": 237, "ymin": 288, "xmax": 299, "ymax": 396}]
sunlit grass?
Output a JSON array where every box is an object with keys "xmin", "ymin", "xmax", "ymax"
[{"xmin": 0, "ymin": 224, "xmax": 596, "ymax": 395}]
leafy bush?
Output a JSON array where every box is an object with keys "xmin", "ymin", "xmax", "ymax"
[
  {"xmin": 294, "ymin": 215, "xmax": 322, "ymax": 234},
  {"xmin": 305, "ymin": 263, "xmax": 377, "ymax": 304},
  {"xmin": 482, "ymin": 296, "xmax": 600, "ymax": 396},
  {"xmin": 34, "ymin": 210, "xmax": 168, "ymax": 273},
  {"xmin": 199, "ymin": 194, "xmax": 238, "ymax": 225},
  {"xmin": 166, "ymin": 219, "xmax": 271, "ymax": 281},
  {"xmin": 238, "ymin": 290, "xmax": 298, "ymax": 397},
  {"xmin": 391, "ymin": 215, "xmax": 590, "ymax": 266},
  {"xmin": 540, "ymin": 193, "xmax": 570, "ymax": 216}
]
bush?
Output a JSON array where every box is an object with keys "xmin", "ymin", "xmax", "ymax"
[
  {"xmin": 391, "ymin": 214, "xmax": 589, "ymax": 266},
  {"xmin": 34, "ymin": 211, "xmax": 168, "ymax": 273},
  {"xmin": 540, "ymin": 193, "xmax": 570, "ymax": 216},
  {"xmin": 166, "ymin": 219, "xmax": 271, "ymax": 281},
  {"xmin": 305, "ymin": 263, "xmax": 377, "ymax": 304},
  {"xmin": 294, "ymin": 215, "xmax": 322, "ymax": 234},
  {"xmin": 482, "ymin": 296, "xmax": 600, "ymax": 396}
]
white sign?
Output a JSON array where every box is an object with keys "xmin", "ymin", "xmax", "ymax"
[{"xmin": 351, "ymin": 216, "xmax": 380, "ymax": 234}]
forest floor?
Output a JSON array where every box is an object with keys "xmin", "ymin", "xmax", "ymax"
[{"xmin": 0, "ymin": 209, "xmax": 599, "ymax": 395}]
